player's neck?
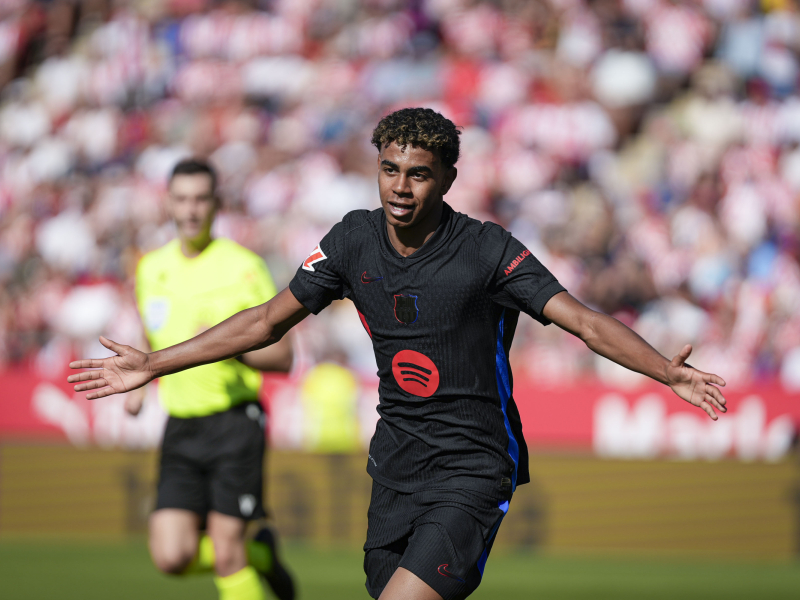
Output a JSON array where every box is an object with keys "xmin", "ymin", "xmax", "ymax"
[
  {"xmin": 387, "ymin": 200, "xmax": 444, "ymax": 257},
  {"xmin": 180, "ymin": 233, "xmax": 214, "ymax": 258}
]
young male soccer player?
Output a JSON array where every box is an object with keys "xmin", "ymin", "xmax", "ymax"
[
  {"xmin": 70, "ymin": 109, "xmax": 727, "ymax": 600},
  {"xmin": 129, "ymin": 158, "xmax": 295, "ymax": 600}
]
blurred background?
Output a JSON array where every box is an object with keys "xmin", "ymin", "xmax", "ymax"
[{"xmin": 1, "ymin": 0, "xmax": 800, "ymax": 598}]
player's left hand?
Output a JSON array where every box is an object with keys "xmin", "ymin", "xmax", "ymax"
[
  {"xmin": 68, "ymin": 336, "xmax": 154, "ymax": 400},
  {"xmin": 665, "ymin": 344, "xmax": 727, "ymax": 420}
]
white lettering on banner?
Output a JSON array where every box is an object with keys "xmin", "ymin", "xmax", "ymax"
[
  {"xmin": 31, "ymin": 383, "xmax": 167, "ymax": 449},
  {"xmin": 593, "ymin": 393, "xmax": 795, "ymax": 461},
  {"xmin": 32, "ymin": 383, "xmax": 92, "ymax": 446},
  {"xmin": 594, "ymin": 393, "xmax": 664, "ymax": 458}
]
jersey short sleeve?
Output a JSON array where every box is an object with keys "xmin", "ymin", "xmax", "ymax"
[
  {"xmin": 480, "ymin": 223, "xmax": 566, "ymax": 324},
  {"xmin": 289, "ymin": 221, "xmax": 351, "ymax": 314}
]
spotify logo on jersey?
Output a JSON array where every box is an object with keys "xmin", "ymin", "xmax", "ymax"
[{"xmin": 391, "ymin": 350, "xmax": 440, "ymax": 398}]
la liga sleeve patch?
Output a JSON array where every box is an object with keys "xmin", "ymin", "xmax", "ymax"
[{"xmin": 302, "ymin": 244, "xmax": 327, "ymax": 272}]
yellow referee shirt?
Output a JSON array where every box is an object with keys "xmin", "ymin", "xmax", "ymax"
[{"xmin": 135, "ymin": 238, "xmax": 278, "ymax": 418}]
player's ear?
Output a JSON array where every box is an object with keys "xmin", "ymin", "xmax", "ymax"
[{"xmin": 441, "ymin": 166, "xmax": 457, "ymax": 195}]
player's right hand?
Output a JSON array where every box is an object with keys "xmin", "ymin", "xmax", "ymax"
[{"xmin": 68, "ymin": 336, "xmax": 154, "ymax": 400}]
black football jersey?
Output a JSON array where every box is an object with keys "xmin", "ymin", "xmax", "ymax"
[{"xmin": 289, "ymin": 203, "xmax": 565, "ymax": 495}]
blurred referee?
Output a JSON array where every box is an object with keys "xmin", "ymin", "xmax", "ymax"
[{"xmin": 127, "ymin": 158, "xmax": 295, "ymax": 600}]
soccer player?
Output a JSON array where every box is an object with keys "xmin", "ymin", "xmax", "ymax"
[
  {"xmin": 69, "ymin": 109, "xmax": 727, "ymax": 600},
  {"xmin": 128, "ymin": 158, "xmax": 295, "ymax": 600}
]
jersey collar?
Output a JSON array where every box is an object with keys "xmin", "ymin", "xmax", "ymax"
[{"xmin": 375, "ymin": 202, "xmax": 455, "ymax": 263}]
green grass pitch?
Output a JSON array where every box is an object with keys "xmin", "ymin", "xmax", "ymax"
[{"xmin": 1, "ymin": 539, "xmax": 799, "ymax": 599}]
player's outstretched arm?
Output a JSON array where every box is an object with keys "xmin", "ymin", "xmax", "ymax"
[
  {"xmin": 236, "ymin": 334, "xmax": 293, "ymax": 373},
  {"xmin": 542, "ymin": 291, "xmax": 727, "ymax": 420},
  {"xmin": 124, "ymin": 330, "xmax": 152, "ymax": 415},
  {"xmin": 68, "ymin": 287, "xmax": 310, "ymax": 400}
]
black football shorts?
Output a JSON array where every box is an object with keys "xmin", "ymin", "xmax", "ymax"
[
  {"xmin": 363, "ymin": 481, "xmax": 510, "ymax": 600},
  {"xmin": 155, "ymin": 401, "xmax": 266, "ymax": 521}
]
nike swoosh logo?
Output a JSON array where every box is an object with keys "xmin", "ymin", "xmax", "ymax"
[
  {"xmin": 361, "ymin": 271, "xmax": 383, "ymax": 283},
  {"xmin": 437, "ymin": 564, "xmax": 465, "ymax": 582}
]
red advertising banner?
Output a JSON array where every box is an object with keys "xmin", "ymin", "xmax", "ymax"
[
  {"xmin": 514, "ymin": 383, "xmax": 799, "ymax": 460},
  {"xmin": 2, "ymin": 369, "xmax": 798, "ymax": 461},
  {"xmin": 0, "ymin": 369, "xmax": 167, "ymax": 447}
]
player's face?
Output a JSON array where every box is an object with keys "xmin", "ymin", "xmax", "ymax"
[
  {"xmin": 168, "ymin": 173, "xmax": 218, "ymax": 243},
  {"xmin": 377, "ymin": 142, "xmax": 457, "ymax": 230}
]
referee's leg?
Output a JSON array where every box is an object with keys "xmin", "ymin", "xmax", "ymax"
[
  {"xmin": 150, "ymin": 413, "xmax": 208, "ymax": 575},
  {"xmin": 149, "ymin": 508, "xmax": 202, "ymax": 574},
  {"xmin": 207, "ymin": 511, "xmax": 248, "ymax": 576}
]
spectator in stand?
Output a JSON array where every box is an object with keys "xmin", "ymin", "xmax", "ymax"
[{"xmin": 0, "ymin": 0, "xmax": 799, "ymax": 401}]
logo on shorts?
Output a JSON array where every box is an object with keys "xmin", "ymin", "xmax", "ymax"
[
  {"xmin": 438, "ymin": 564, "xmax": 465, "ymax": 582},
  {"xmin": 391, "ymin": 350, "xmax": 440, "ymax": 398},
  {"xmin": 302, "ymin": 244, "xmax": 327, "ymax": 272},
  {"xmin": 239, "ymin": 494, "xmax": 256, "ymax": 517},
  {"xmin": 245, "ymin": 404, "xmax": 266, "ymax": 429}
]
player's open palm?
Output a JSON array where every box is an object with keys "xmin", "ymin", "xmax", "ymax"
[
  {"xmin": 68, "ymin": 336, "xmax": 153, "ymax": 400},
  {"xmin": 666, "ymin": 344, "xmax": 727, "ymax": 420}
]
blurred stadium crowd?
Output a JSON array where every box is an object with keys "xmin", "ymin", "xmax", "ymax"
[{"xmin": 1, "ymin": 0, "xmax": 800, "ymax": 390}]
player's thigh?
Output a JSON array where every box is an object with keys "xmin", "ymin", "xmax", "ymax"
[
  {"xmin": 364, "ymin": 536, "xmax": 407, "ymax": 599},
  {"xmin": 206, "ymin": 511, "xmax": 249, "ymax": 576},
  {"xmin": 209, "ymin": 403, "xmax": 266, "ymax": 520},
  {"xmin": 148, "ymin": 508, "xmax": 202, "ymax": 574},
  {"xmin": 379, "ymin": 567, "xmax": 444, "ymax": 600},
  {"xmin": 396, "ymin": 509, "xmax": 488, "ymax": 600}
]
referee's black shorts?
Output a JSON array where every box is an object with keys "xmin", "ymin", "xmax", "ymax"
[
  {"xmin": 155, "ymin": 401, "xmax": 266, "ymax": 521},
  {"xmin": 363, "ymin": 480, "xmax": 511, "ymax": 600}
]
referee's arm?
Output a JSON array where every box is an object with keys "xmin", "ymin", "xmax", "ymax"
[
  {"xmin": 542, "ymin": 291, "xmax": 728, "ymax": 421},
  {"xmin": 68, "ymin": 287, "xmax": 310, "ymax": 400}
]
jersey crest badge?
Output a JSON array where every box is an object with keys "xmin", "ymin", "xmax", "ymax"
[
  {"xmin": 394, "ymin": 294, "xmax": 418, "ymax": 324},
  {"xmin": 144, "ymin": 298, "xmax": 170, "ymax": 332},
  {"xmin": 302, "ymin": 244, "xmax": 327, "ymax": 272}
]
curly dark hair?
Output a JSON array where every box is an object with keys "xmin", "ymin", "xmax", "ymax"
[{"xmin": 371, "ymin": 107, "xmax": 461, "ymax": 168}]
